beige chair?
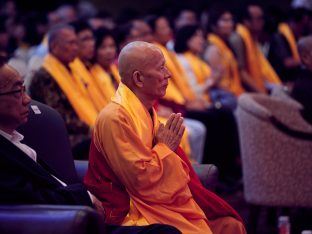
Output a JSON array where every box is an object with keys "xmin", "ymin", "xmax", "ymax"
[{"xmin": 236, "ymin": 93, "xmax": 312, "ymax": 233}]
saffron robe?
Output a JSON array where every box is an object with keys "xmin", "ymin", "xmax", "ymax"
[
  {"xmin": 236, "ymin": 24, "xmax": 281, "ymax": 92},
  {"xmin": 87, "ymin": 82, "xmax": 211, "ymax": 234},
  {"xmin": 90, "ymin": 62, "xmax": 191, "ymax": 157},
  {"xmin": 207, "ymin": 34, "xmax": 244, "ymax": 96}
]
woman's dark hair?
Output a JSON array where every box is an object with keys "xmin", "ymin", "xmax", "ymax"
[
  {"xmin": 91, "ymin": 27, "xmax": 115, "ymax": 64},
  {"xmin": 94, "ymin": 27, "xmax": 114, "ymax": 50},
  {"xmin": 145, "ymin": 15, "xmax": 158, "ymax": 33},
  {"xmin": 70, "ymin": 20, "xmax": 92, "ymax": 34},
  {"xmin": 207, "ymin": 8, "xmax": 232, "ymax": 33},
  {"xmin": 174, "ymin": 25, "xmax": 199, "ymax": 53}
]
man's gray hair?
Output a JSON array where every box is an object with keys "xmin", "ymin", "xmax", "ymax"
[{"xmin": 47, "ymin": 24, "xmax": 75, "ymax": 51}]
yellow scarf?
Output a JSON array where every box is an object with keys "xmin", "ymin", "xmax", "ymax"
[
  {"xmin": 70, "ymin": 58, "xmax": 108, "ymax": 112},
  {"xmin": 90, "ymin": 64, "xmax": 117, "ymax": 104},
  {"xmin": 154, "ymin": 42, "xmax": 196, "ymax": 102},
  {"xmin": 236, "ymin": 24, "xmax": 281, "ymax": 92},
  {"xmin": 42, "ymin": 54, "xmax": 98, "ymax": 126},
  {"xmin": 207, "ymin": 34, "xmax": 244, "ymax": 96},
  {"xmin": 182, "ymin": 52, "xmax": 211, "ymax": 101},
  {"xmin": 110, "ymin": 63, "xmax": 121, "ymax": 83},
  {"xmin": 278, "ymin": 23, "xmax": 300, "ymax": 63}
]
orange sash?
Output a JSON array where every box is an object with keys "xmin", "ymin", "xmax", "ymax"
[
  {"xmin": 154, "ymin": 42, "xmax": 196, "ymax": 102},
  {"xmin": 70, "ymin": 58, "xmax": 108, "ymax": 111},
  {"xmin": 42, "ymin": 54, "xmax": 98, "ymax": 126},
  {"xmin": 207, "ymin": 34, "xmax": 244, "ymax": 96},
  {"xmin": 278, "ymin": 23, "xmax": 300, "ymax": 63},
  {"xmin": 236, "ymin": 24, "xmax": 281, "ymax": 92}
]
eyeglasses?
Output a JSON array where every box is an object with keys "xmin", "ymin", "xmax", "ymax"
[{"xmin": 0, "ymin": 85, "xmax": 26, "ymax": 98}]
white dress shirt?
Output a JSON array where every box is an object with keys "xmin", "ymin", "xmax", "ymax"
[{"xmin": 0, "ymin": 129, "xmax": 67, "ymax": 186}]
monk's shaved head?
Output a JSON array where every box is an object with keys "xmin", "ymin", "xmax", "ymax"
[
  {"xmin": 298, "ymin": 36, "xmax": 312, "ymax": 69},
  {"xmin": 118, "ymin": 41, "xmax": 162, "ymax": 85}
]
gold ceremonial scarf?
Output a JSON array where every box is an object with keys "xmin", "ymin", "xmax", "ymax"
[
  {"xmin": 42, "ymin": 54, "xmax": 98, "ymax": 126},
  {"xmin": 70, "ymin": 58, "xmax": 108, "ymax": 112},
  {"xmin": 154, "ymin": 42, "xmax": 196, "ymax": 102},
  {"xmin": 236, "ymin": 24, "xmax": 281, "ymax": 92},
  {"xmin": 110, "ymin": 63, "xmax": 121, "ymax": 84},
  {"xmin": 182, "ymin": 52, "xmax": 211, "ymax": 101},
  {"xmin": 207, "ymin": 34, "xmax": 244, "ymax": 96},
  {"xmin": 90, "ymin": 64, "xmax": 117, "ymax": 104},
  {"xmin": 278, "ymin": 23, "xmax": 300, "ymax": 62}
]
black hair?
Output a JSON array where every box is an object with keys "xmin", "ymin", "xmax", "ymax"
[
  {"xmin": 288, "ymin": 7, "xmax": 310, "ymax": 23},
  {"xmin": 94, "ymin": 27, "xmax": 114, "ymax": 50},
  {"xmin": 70, "ymin": 20, "xmax": 92, "ymax": 34},
  {"xmin": 237, "ymin": 2, "xmax": 263, "ymax": 22},
  {"xmin": 113, "ymin": 22, "xmax": 134, "ymax": 49},
  {"xmin": 0, "ymin": 54, "xmax": 7, "ymax": 68},
  {"xmin": 207, "ymin": 7, "xmax": 233, "ymax": 33},
  {"xmin": 145, "ymin": 15, "xmax": 158, "ymax": 33},
  {"xmin": 174, "ymin": 25, "xmax": 199, "ymax": 53}
]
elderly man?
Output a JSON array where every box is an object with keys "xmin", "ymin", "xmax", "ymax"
[
  {"xmin": 0, "ymin": 57, "xmax": 181, "ymax": 234},
  {"xmin": 29, "ymin": 24, "xmax": 97, "ymax": 158},
  {"xmin": 84, "ymin": 41, "xmax": 246, "ymax": 234},
  {"xmin": 291, "ymin": 35, "xmax": 312, "ymax": 124}
]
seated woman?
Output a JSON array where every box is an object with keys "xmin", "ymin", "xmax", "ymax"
[
  {"xmin": 175, "ymin": 25, "xmax": 237, "ymax": 110},
  {"xmin": 90, "ymin": 27, "xmax": 120, "ymax": 104},
  {"xmin": 204, "ymin": 8, "xmax": 245, "ymax": 99}
]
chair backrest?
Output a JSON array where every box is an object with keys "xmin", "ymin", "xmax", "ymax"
[
  {"xmin": 18, "ymin": 100, "xmax": 79, "ymax": 184},
  {"xmin": 236, "ymin": 93, "xmax": 312, "ymax": 207}
]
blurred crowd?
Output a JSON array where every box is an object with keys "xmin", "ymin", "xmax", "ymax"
[{"xmin": 1, "ymin": 0, "xmax": 312, "ymax": 179}]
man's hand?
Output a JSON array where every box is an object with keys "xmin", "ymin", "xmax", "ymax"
[
  {"xmin": 89, "ymin": 192, "xmax": 105, "ymax": 219},
  {"xmin": 155, "ymin": 113, "xmax": 185, "ymax": 151}
]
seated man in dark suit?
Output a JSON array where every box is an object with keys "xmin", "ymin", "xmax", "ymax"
[
  {"xmin": 0, "ymin": 57, "xmax": 181, "ymax": 234},
  {"xmin": 291, "ymin": 35, "xmax": 312, "ymax": 125}
]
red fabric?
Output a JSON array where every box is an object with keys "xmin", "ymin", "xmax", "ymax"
[
  {"xmin": 84, "ymin": 138, "xmax": 130, "ymax": 225},
  {"xmin": 85, "ymin": 137, "xmax": 242, "ymax": 224},
  {"xmin": 175, "ymin": 146, "xmax": 243, "ymax": 222}
]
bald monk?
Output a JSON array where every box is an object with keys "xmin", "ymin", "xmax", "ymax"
[{"xmin": 84, "ymin": 41, "xmax": 246, "ymax": 234}]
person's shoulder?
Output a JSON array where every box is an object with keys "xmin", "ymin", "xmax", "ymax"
[
  {"xmin": 97, "ymin": 102, "xmax": 130, "ymax": 124},
  {"xmin": 30, "ymin": 67, "xmax": 53, "ymax": 85}
]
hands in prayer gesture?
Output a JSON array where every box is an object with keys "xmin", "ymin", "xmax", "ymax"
[{"xmin": 156, "ymin": 113, "xmax": 185, "ymax": 151}]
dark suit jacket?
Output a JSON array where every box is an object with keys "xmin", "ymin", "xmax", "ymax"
[
  {"xmin": 0, "ymin": 135, "xmax": 92, "ymax": 206},
  {"xmin": 291, "ymin": 68, "xmax": 312, "ymax": 125}
]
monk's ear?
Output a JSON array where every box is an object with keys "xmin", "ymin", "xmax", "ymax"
[{"xmin": 132, "ymin": 70, "xmax": 144, "ymax": 88}]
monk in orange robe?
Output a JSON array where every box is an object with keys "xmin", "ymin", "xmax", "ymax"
[{"xmin": 84, "ymin": 41, "xmax": 246, "ymax": 234}]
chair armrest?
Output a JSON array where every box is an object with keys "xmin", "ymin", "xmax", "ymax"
[
  {"xmin": 74, "ymin": 160, "xmax": 89, "ymax": 182},
  {"xmin": 0, "ymin": 205, "xmax": 106, "ymax": 234},
  {"xmin": 193, "ymin": 164, "xmax": 218, "ymax": 191},
  {"xmin": 75, "ymin": 160, "xmax": 218, "ymax": 191}
]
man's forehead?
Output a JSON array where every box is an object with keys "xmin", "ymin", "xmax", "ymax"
[
  {"xmin": 0, "ymin": 65, "xmax": 22, "ymax": 89},
  {"xmin": 59, "ymin": 28, "xmax": 77, "ymax": 39}
]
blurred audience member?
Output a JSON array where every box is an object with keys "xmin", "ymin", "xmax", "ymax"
[
  {"xmin": 269, "ymin": 8, "xmax": 310, "ymax": 82},
  {"xmin": 231, "ymin": 4, "xmax": 281, "ymax": 93},
  {"xmin": 205, "ymin": 8, "xmax": 245, "ymax": 99},
  {"xmin": 29, "ymin": 25, "xmax": 97, "ymax": 158}
]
